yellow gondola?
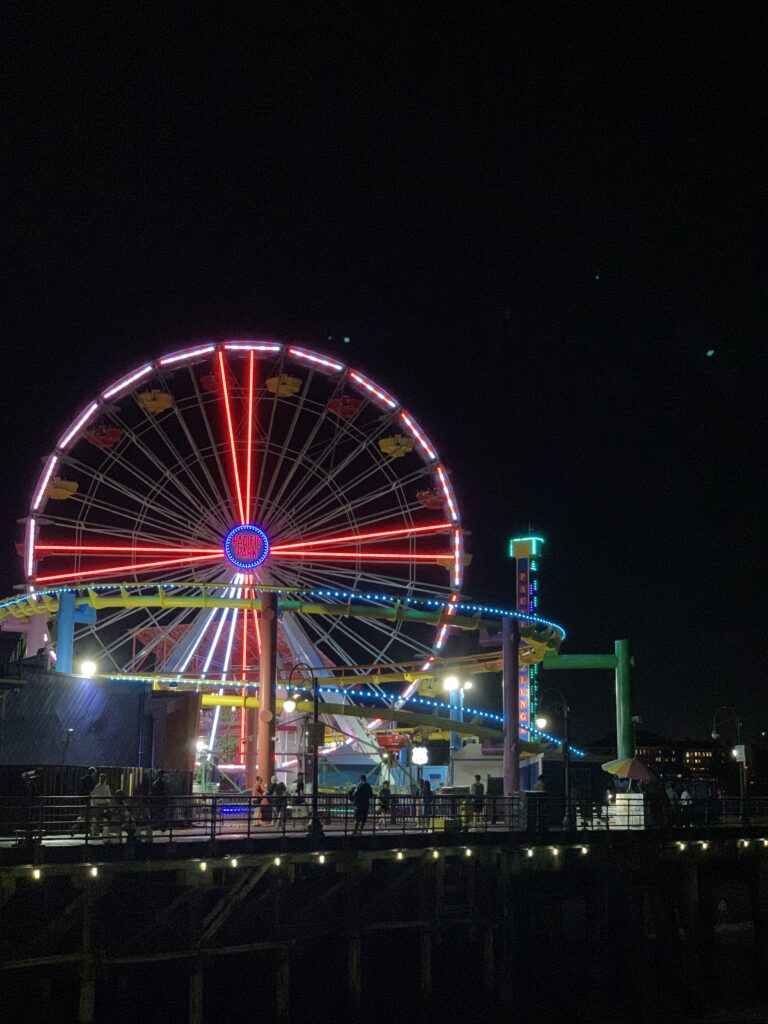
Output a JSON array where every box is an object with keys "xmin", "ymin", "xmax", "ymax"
[
  {"xmin": 47, "ymin": 477, "xmax": 79, "ymax": 500},
  {"xmin": 378, "ymin": 435, "xmax": 414, "ymax": 458},
  {"xmin": 138, "ymin": 390, "xmax": 174, "ymax": 414},
  {"xmin": 266, "ymin": 375, "xmax": 302, "ymax": 397}
]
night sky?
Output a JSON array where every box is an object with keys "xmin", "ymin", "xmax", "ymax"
[{"xmin": 4, "ymin": 5, "xmax": 766, "ymax": 745}]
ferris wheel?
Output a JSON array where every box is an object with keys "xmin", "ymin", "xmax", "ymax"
[{"xmin": 22, "ymin": 342, "xmax": 465, "ymax": 709}]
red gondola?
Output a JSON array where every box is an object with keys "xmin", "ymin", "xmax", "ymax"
[
  {"xmin": 328, "ymin": 395, "xmax": 362, "ymax": 419},
  {"xmin": 85, "ymin": 426, "xmax": 124, "ymax": 449}
]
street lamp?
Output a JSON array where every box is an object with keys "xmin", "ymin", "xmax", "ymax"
[
  {"xmin": 712, "ymin": 706, "xmax": 746, "ymax": 815},
  {"xmin": 442, "ymin": 677, "xmax": 473, "ymax": 784},
  {"xmin": 536, "ymin": 689, "xmax": 573, "ymax": 829},
  {"xmin": 288, "ymin": 661, "xmax": 324, "ymax": 840}
]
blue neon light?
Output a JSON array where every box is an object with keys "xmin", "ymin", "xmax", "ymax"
[{"xmin": 223, "ymin": 524, "xmax": 270, "ymax": 570}]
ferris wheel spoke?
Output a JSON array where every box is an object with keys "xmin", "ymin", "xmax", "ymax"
[
  {"xmin": 36, "ymin": 553, "xmax": 222, "ymax": 585},
  {"xmin": 274, "ymin": 421, "xmax": 398, "ymax": 530},
  {"xmin": 164, "ymin": 367, "xmax": 236, "ymax": 532},
  {"xmin": 280, "ymin": 468, "xmax": 433, "ymax": 542},
  {"xmin": 41, "ymin": 490, "xmax": 216, "ymax": 548},
  {"xmin": 217, "ymin": 350, "xmax": 247, "ymax": 523},
  {"xmin": 270, "ymin": 560, "xmax": 449, "ymax": 595},
  {"xmin": 244, "ymin": 353, "xmax": 256, "ymax": 525},
  {"xmin": 99, "ymin": 412, "xmax": 223, "ymax": 531},
  {"xmin": 257, "ymin": 365, "xmax": 318, "ymax": 516},
  {"xmin": 260, "ymin": 371, "xmax": 348, "ymax": 522},
  {"xmin": 280, "ymin": 458, "xmax": 428, "ymax": 540},
  {"xmin": 68, "ymin": 456, "xmax": 220, "ymax": 543},
  {"xmin": 126, "ymin": 398, "xmax": 226, "ymax": 528},
  {"xmin": 188, "ymin": 370, "xmax": 238, "ymax": 525},
  {"xmin": 128, "ymin": 378, "xmax": 232, "ymax": 535},
  {"xmin": 271, "ymin": 520, "xmax": 451, "ymax": 552}
]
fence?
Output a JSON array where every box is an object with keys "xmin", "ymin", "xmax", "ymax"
[{"xmin": 1, "ymin": 793, "xmax": 766, "ymax": 848}]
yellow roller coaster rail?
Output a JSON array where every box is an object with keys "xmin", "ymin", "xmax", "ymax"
[{"xmin": 0, "ymin": 580, "xmax": 565, "ymax": 664}]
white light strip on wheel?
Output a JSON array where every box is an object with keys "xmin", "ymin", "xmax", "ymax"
[
  {"xmin": 224, "ymin": 341, "xmax": 282, "ymax": 352},
  {"xmin": 202, "ymin": 608, "xmax": 230, "ymax": 673},
  {"xmin": 31, "ymin": 455, "xmax": 58, "ymax": 512},
  {"xmin": 436, "ymin": 465, "xmax": 459, "ymax": 522},
  {"xmin": 400, "ymin": 411, "xmax": 437, "ymax": 460},
  {"xmin": 288, "ymin": 347, "xmax": 344, "ymax": 373},
  {"xmin": 25, "ymin": 519, "xmax": 36, "ymax": 578},
  {"xmin": 178, "ymin": 607, "xmax": 220, "ymax": 672},
  {"xmin": 57, "ymin": 401, "xmax": 99, "ymax": 450},
  {"xmin": 101, "ymin": 364, "xmax": 153, "ymax": 400},
  {"xmin": 159, "ymin": 344, "xmax": 216, "ymax": 366},
  {"xmin": 208, "ymin": 600, "xmax": 241, "ymax": 749},
  {"xmin": 348, "ymin": 370, "xmax": 397, "ymax": 409}
]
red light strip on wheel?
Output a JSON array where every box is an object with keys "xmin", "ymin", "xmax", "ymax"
[
  {"xmin": 31, "ymin": 455, "xmax": 59, "ymax": 512},
  {"xmin": 271, "ymin": 550, "xmax": 449, "ymax": 561},
  {"xmin": 35, "ymin": 553, "xmax": 220, "ymax": 584},
  {"xmin": 436, "ymin": 466, "xmax": 458, "ymax": 522},
  {"xmin": 348, "ymin": 371, "xmax": 397, "ymax": 409},
  {"xmin": 37, "ymin": 544, "xmax": 221, "ymax": 555},
  {"xmin": 399, "ymin": 411, "xmax": 436, "ymax": 460},
  {"xmin": 245, "ymin": 351, "xmax": 255, "ymax": 524},
  {"xmin": 289, "ymin": 348, "xmax": 344, "ymax": 373},
  {"xmin": 217, "ymin": 350, "xmax": 246, "ymax": 524},
  {"xmin": 271, "ymin": 521, "xmax": 450, "ymax": 552}
]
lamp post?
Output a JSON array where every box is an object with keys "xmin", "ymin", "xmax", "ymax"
[
  {"xmin": 712, "ymin": 705, "xmax": 746, "ymax": 817},
  {"xmin": 289, "ymin": 661, "xmax": 324, "ymax": 840},
  {"xmin": 443, "ymin": 676, "xmax": 473, "ymax": 785},
  {"xmin": 535, "ymin": 689, "xmax": 573, "ymax": 829}
]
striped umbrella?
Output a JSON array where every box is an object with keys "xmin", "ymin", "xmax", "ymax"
[{"xmin": 601, "ymin": 757, "xmax": 656, "ymax": 783}]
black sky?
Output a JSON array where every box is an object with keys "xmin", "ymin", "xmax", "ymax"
[{"xmin": 4, "ymin": 3, "xmax": 767, "ymax": 744}]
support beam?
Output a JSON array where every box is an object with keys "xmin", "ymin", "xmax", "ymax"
[
  {"xmin": 56, "ymin": 592, "xmax": 76, "ymax": 674},
  {"xmin": 257, "ymin": 592, "xmax": 278, "ymax": 779},
  {"xmin": 348, "ymin": 934, "xmax": 362, "ymax": 1012},
  {"xmin": 502, "ymin": 615, "xmax": 520, "ymax": 796},
  {"xmin": 77, "ymin": 889, "xmax": 96, "ymax": 1024},
  {"xmin": 615, "ymin": 638, "xmax": 633, "ymax": 760}
]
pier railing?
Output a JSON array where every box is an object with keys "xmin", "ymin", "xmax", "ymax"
[{"xmin": 0, "ymin": 791, "xmax": 765, "ymax": 848}]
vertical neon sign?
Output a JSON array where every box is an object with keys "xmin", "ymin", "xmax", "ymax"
[
  {"xmin": 516, "ymin": 557, "xmax": 531, "ymax": 741},
  {"xmin": 508, "ymin": 536, "xmax": 545, "ymax": 742}
]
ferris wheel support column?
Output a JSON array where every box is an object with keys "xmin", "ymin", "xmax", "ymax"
[
  {"xmin": 55, "ymin": 592, "xmax": 76, "ymax": 674},
  {"xmin": 257, "ymin": 591, "xmax": 278, "ymax": 782}
]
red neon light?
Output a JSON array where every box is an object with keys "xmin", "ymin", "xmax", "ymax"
[
  {"xmin": 245, "ymin": 351, "xmax": 255, "ymax": 524},
  {"xmin": 272, "ymin": 521, "xmax": 449, "ymax": 552},
  {"xmin": 35, "ymin": 553, "xmax": 220, "ymax": 583},
  {"xmin": 37, "ymin": 544, "xmax": 221, "ymax": 555},
  {"xmin": 218, "ymin": 350, "xmax": 246, "ymax": 524},
  {"xmin": 271, "ymin": 550, "xmax": 449, "ymax": 561}
]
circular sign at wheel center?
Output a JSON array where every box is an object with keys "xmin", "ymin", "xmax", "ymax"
[{"xmin": 224, "ymin": 524, "xmax": 270, "ymax": 570}]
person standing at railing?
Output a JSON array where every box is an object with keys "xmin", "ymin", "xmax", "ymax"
[
  {"xmin": 253, "ymin": 776, "xmax": 267, "ymax": 825},
  {"xmin": 378, "ymin": 780, "xmax": 392, "ymax": 825},
  {"xmin": 273, "ymin": 777, "xmax": 288, "ymax": 830},
  {"xmin": 74, "ymin": 767, "xmax": 97, "ymax": 835},
  {"xmin": 471, "ymin": 775, "xmax": 485, "ymax": 828},
  {"xmin": 90, "ymin": 774, "xmax": 112, "ymax": 836},
  {"xmin": 420, "ymin": 779, "xmax": 434, "ymax": 827},
  {"xmin": 351, "ymin": 774, "xmax": 373, "ymax": 835}
]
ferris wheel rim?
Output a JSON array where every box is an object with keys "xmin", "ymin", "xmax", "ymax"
[{"xmin": 21, "ymin": 339, "xmax": 466, "ymax": 688}]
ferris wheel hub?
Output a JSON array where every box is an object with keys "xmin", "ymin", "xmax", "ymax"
[{"xmin": 223, "ymin": 524, "xmax": 270, "ymax": 571}]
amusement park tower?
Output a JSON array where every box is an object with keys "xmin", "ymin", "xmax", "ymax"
[{"xmin": 508, "ymin": 535, "xmax": 545, "ymax": 741}]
